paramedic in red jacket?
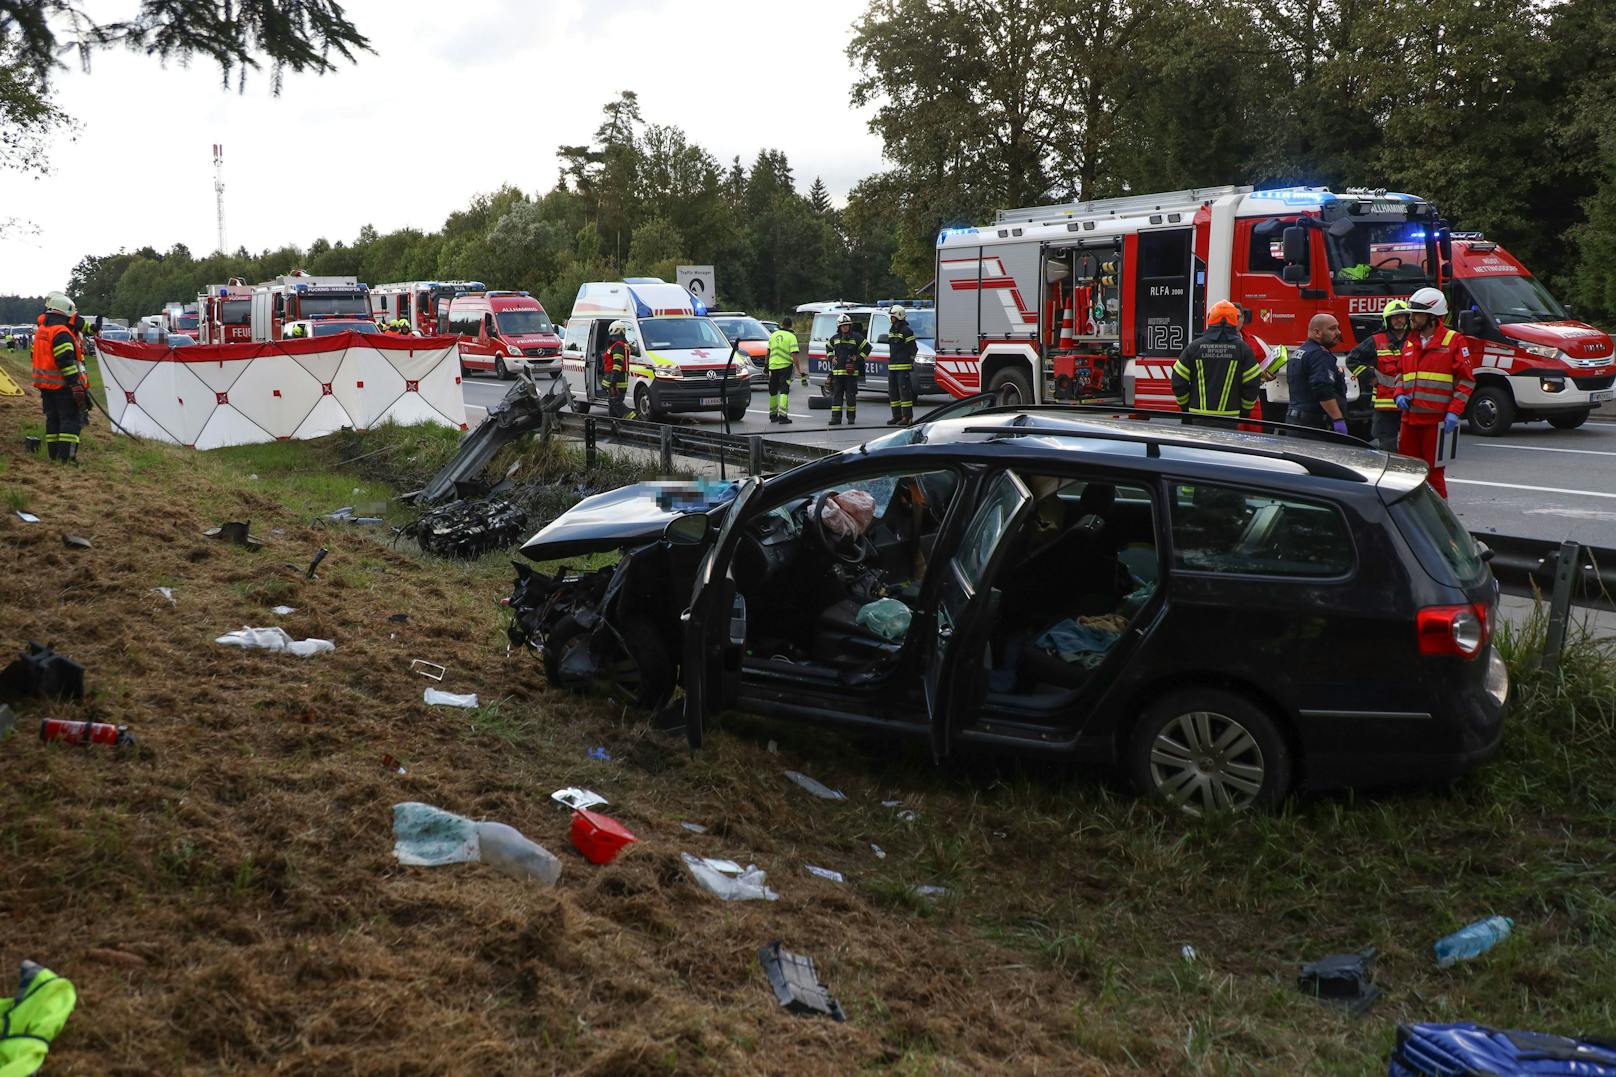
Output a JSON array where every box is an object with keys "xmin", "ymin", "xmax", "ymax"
[{"xmin": 1395, "ymin": 287, "xmax": 1475, "ymax": 499}]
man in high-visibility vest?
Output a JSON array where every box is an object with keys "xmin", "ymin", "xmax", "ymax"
[
  {"xmin": 1396, "ymin": 287, "xmax": 1474, "ymax": 499},
  {"xmin": 766, "ymin": 317, "xmax": 804, "ymax": 424},
  {"xmin": 1171, "ymin": 300, "xmax": 1261, "ymax": 423},
  {"xmin": 1345, "ymin": 298, "xmax": 1412, "ymax": 451},
  {"xmin": 826, "ymin": 313, "xmax": 870, "ymax": 426},
  {"xmin": 31, "ymin": 291, "xmax": 89, "ymax": 463},
  {"xmin": 885, "ymin": 306, "xmax": 918, "ymax": 425},
  {"xmin": 602, "ymin": 320, "xmax": 634, "ymax": 419}
]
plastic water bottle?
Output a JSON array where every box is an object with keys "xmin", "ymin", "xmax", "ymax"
[
  {"xmin": 474, "ymin": 821, "xmax": 561, "ymax": 885},
  {"xmin": 1434, "ymin": 916, "xmax": 1513, "ymax": 968}
]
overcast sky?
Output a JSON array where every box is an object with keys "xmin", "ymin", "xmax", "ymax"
[{"xmin": 0, "ymin": 0, "xmax": 887, "ymax": 296}]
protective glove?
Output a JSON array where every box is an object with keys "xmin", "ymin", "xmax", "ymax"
[
  {"xmin": 1442, "ymin": 412, "xmax": 1460, "ymax": 433},
  {"xmin": 71, "ymin": 383, "xmax": 87, "ymax": 411},
  {"xmin": 1331, "ymin": 419, "xmax": 1349, "ymax": 435},
  {"xmin": 1395, "ymin": 394, "xmax": 1411, "ymax": 411},
  {"xmin": 800, "ymin": 375, "xmax": 809, "ymax": 387}
]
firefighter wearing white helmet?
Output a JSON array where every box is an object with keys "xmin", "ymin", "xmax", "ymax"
[
  {"xmin": 602, "ymin": 319, "xmax": 634, "ymax": 419},
  {"xmin": 885, "ymin": 305, "xmax": 918, "ymax": 425},
  {"xmin": 1394, "ymin": 286, "xmax": 1473, "ymax": 499},
  {"xmin": 31, "ymin": 291, "xmax": 89, "ymax": 463},
  {"xmin": 825, "ymin": 313, "xmax": 871, "ymax": 426}
]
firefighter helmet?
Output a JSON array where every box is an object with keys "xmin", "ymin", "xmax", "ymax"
[
  {"xmin": 1206, "ymin": 300, "xmax": 1241, "ymax": 327},
  {"xmin": 1382, "ymin": 298, "xmax": 1413, "ymax": 324},
  {"xmin": 286, "ymin": 324, "xmax": 308, "ymax": 338},
  {"xmin": 1407, "ymin": 287, "xmax": 1448, "ymax": 318},
  {"xmin": 836, "ymin": 314, "xmax": 852, "ymax": 328},
  {"xmin": 44, "ymin": 291, "xmax": 75, "ymax": 315},
  {"xmin": 607, "ymin": 320, "xmax": 627, "ymax": 336},
  {"xmin": 889, "ymin": 305, "xmax": 906, "ymax": 319}
]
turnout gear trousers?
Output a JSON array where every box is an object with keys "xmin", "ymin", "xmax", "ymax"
[
  {"xmin": 1171, "ymin": 325, "xmax": 1260, "ymax": 417},
  {"xmin": 41, "ymin": 389, "xmax": 82, "ymax": 462}
]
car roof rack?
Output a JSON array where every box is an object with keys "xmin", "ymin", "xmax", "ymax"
[
  {"xmin": 959, "ymin": 415, "xmax": 1368, "ymax": 483},
  {"xmin": 970, "ymin": 402, "xmax": 1366, "ymax": 449}
]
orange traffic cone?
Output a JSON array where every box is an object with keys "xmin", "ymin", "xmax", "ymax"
[{"xmin": 1058, "ymin": 304, "xmax": 1075, "ymax": 349}]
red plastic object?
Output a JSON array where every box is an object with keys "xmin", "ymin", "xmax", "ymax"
[
  {"xmin": 39, "ymin": 718, "xmax": 134, "ymax": 747},
  {"xmin": 570, "ymin": 809, "xmax": 638, "ymax": 865}
]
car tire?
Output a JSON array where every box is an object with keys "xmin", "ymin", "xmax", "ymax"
[
  {"xmin": 543, "ymin": 613, "xmax": 673, "ymax": 709},
  {"xmin": 1466, "ymin": 384, "xmax": 1514, "ymax": 437},
  {"xmin": 572, "ymin": 400, "xmax": 592, "ymax": 414},
  {"xmin": 1127, "ymin": 689, "xmax": 1291, "ymax": 816},
  {"xmin": 724, "ymin": 399, "xmax": 748, "ymax": 422},
  {"xmin": 635, "ymin": 383, "xmax": 657, "ymax": 423},
  {"xmin": 549, "ymin": 371, "xmax": 562, "ymax": 381},
  {"xmin": 1548, "ymin": 409, "xmax": 1590, "ymax": 431},
  {"xmin": 988, "ymin": 366, "xmax": 1035, "ymax": 407},
  {"xmin": 495, "ymin": 356, "xmax": 511, "ymax": 380}
]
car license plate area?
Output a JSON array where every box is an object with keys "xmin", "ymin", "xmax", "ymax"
[
  {"xmin": 1590, "ymin": 389, "xmax": 1614, "ymax": 403},
  {"xmin": 700, "ymin": 397, "xmax": 720, "ymax": 406}
]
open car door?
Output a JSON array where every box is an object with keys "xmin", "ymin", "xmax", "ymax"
[
  {"xmin": 681, "ymin": 477, "xmax": 764, "ymax": 749},
  {"xmin": 923, "ymin": 469, "xmax": 1035, "ymax": 762}
]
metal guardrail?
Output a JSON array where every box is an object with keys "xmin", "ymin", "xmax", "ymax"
[
  {"xmin": 560, "ymin": 412, "xmax": 834, "ymax": 476},
  {"xmin": 1481, "ymin": 534, "xmax": 1615, "ymax": 614}
]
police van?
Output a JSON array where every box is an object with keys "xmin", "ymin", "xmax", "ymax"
[
  {"xmin": 800, "ymin": 299, "xmax": 938, "ymax": 401},
  {"xmin": 560, "ymin": 279, "xmax": 751, "ymax": 422}
]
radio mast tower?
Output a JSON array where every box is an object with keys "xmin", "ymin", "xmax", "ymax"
[{"xmin": 212, "ymin": 143, "xmax": 226, "ymax": 254}]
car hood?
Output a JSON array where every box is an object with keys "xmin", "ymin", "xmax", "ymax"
[
  {"xmin": 1498, "ymin": 321, "xmax": 1613, "ymax": 361},
  {"xmin": 519, "ymin": 479, "xmax": 738, "ymax": 561}
]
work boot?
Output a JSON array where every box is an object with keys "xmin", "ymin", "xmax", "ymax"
[
  {"xmin": 778, "ymin": 414, "xmax": 793, "ymax": 425},
  {"xmin": 829, "ymin": 416, "xmax": 841, "ymax": 426},
  {"xmin": 886, "ymin": 415, "xmax": 901, "ymax": 426},
  {"xmin": 846, "ymin": 415, "xmax": 856, "ymax": 426},
  {"xmin": 769, "ymin": 413, "xmax": 781, "ymax": 423}
]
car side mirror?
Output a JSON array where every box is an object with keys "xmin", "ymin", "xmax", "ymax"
[
  {"xmin": 1563, "ymin": 303, "xmax": 1576, "ymax": 320},
  {"xmin": 630, "ymin": 343, "xmax": 643, "ymax": 356},
  {"xmin": 1281, "ymin": 264, "xmax": 1310, "ymax": 285},
  {"xmin": 1457, "ymin": 310, "xmax": 1485, "ymax": 337},
  {"xmin": 878, "ymin": 334, "xmax": 891, "ymax": 344},
  {"xmin": 664, "ymin": 514, "xmax": 711, "ymax": 545},
  {"xmin": 1475, "ymin": 540, "xmax": 1494, "ymax": 563}
]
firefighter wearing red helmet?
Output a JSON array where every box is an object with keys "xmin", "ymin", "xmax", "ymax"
[
  {"xmin": 1170, "ymin": 300, "xmax": 1261, "ymax": 422},
  {"xmin": 1395, "ymin": 287, "xmax": 1473, "ymax": 499}
]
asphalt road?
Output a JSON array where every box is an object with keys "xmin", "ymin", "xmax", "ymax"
[{"xmin": 463, "ymin": 370, "xmax": 1616, "ymax": 548}]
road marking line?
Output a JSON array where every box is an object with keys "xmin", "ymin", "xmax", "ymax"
[
  {"xmin": 1449, "ymin": 479, "xmax": 1616, "ymax": 500},
  {"xmin": 1470, "ymin": 443, "xmax": 1616, "ymax": 458}
]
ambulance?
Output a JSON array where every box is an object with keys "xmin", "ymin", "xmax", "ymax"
[{"xmin": 559, "ymin": 278, "xmax": 750, "ymax": 422}]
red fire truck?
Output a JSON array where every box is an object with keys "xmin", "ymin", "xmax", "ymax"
[
  {"xmin": 248, "ymin": 272, "xmax": 372, "ymax": 342},
  {"xmin": 370, "ymin": 280, "xmax": 485, "ymax": 334},
  {"xmin": 1444, "ymin": 236, "xmax": 1614, "ymax": 435},
  {"xmin": 197, "ymin": 279, "xmax": 254, "ymax": 344}
]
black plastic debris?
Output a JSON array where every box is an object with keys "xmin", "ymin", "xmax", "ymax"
[
  {"xmin": 203, "ymin": 521, "xmax": 264, "ymax": 548},
  {"xmin": 758, "ymin": 941, "xmax": 846, "ymax": 1021},
  {"xmin": 62, "ymin": 534, "xmax": 91, "ymax": 550},
  {"xmin": 306, "ymin": 547, "xmax": 329, "ymax": 580},
  {"xmin": 1298, "ymin": 947, "xmax": 1381, "ymax": 1014},
  {"xmin": 388, "ymin": 613, "xmax": 409, "ymax": 623},
  {"xmin": 0, "ymin": 642, "xmax": 86, "ymax": 703},
  {"xmin": 405, "ymin": 498, "xmax": 528, "ymax": 560}
]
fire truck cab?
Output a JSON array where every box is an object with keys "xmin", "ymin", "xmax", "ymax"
[
  {"xmin": 198, "ymin": 279, "xmax": 254, "ymax": 344},
  {"xmin": 249, "ymin": 272, "xmax": 371, "ymax": 342},
  {"xmin": 1444, "ymin": 237, "xmax": 1615, "ymax": 435},
  {"xmin": 933, "ymin": 185, "xmax": 1445, "ymax": 423},
  {"xmin": 162, "ymin": 302, "xmax": 200, "ymax": 336},
  {"xmin": 371, "ymin": 280, "xmax": 485, "ymax": 335}
]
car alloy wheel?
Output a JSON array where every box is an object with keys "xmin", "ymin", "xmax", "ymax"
[
  {"xmin": 1147, "ymin": 710, "xmax": 1267, "ymax": 815},
  {"xmin": 1130, "ymin": 689, "xmax": 1290, "ymax": 816}
]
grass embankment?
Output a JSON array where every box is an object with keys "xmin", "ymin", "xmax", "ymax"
[{"xmin": 2, "ymin": 345, "xmax": 1614, "ymax": 1074}]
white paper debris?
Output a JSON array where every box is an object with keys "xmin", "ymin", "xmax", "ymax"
[
  {"xmin": 551, "ymin": 787, "xmax": 608, "ymax": 811},
  {"xmin": 680, "ymin": 821, "xmax": 708, "ymax": 834},
  {"xmin": 694, "ymin": 857, "xmax": 745, "ymax": 875},
  {"xmin": 1181, "ymin": 945, "xmax": 1198, "ymax": 963},
  {"xmin": 214, "ymin": 626, "xmax": 332, "ymax": 657},
  {"xmin": 424, "ymin": 688, "xmax": 478, "ymax": 708},
  {"xmin": 150, "ymin": 587, "xmax": 176, "ymax": 606},
  {"xmin": 804, "ymin": 864, "xmax": 845, "ymax": 883},
  {"xmin": 681, "ymin": 853, "xmax": 778, "ymax": 901},
  {"xmin": 870, "ymin": 843, "xmax": 887, "ymax": 860},
  {"xmin": 784, "ymin": 770, "xmax": 846, "ymax": 801},
  {"xmin": 271, "ymin": 605, "xmax": 296, "ymax": 616},
  {"xmin": 15, "ymin": 512, "xmax": 39, "ymax": 524},
  {"xmin": 913, "ymin": 884, "xmax": 951, "ymax": 901}
]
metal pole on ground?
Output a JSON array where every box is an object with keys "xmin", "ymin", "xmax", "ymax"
[
  {"xmin": 659, "ymin": 424, "xmax": 673, "ymax": 474},
  {"xmin": 1541, "ymin": 539, "xmax": 1580, "ymax": 670},
  {"xmin": 748, "ymin": 435, "xmax": 764, "ymax": 477},
  {"xmin": 584, "ymin": 417, "xmax": 597, "ymax": 470}
]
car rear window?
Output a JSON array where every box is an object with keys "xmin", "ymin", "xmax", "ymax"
[
  {"xmin": 1394, "ymin": 484, "xmax": 1487, "ymax": 586},
  {"xmin": 1170, "ymin": 483, "xmax": 1354, "ymax": 578}
]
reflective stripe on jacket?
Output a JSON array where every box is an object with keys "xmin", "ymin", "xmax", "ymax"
[
  {"xmin": 827, "ymin": 333, "xmax": 870, "ymax": 376},
  {"xmin": 31, "ymin": 322, "xmax": 80, "ymax": 391},
  {"xmin": 1399, "ymin": 328, "xmax": 1474, "ymax": 426},
  {"xmin": 1370, "ymin": 331, "xmax": 1405, "ymax": 410},
  {"xmin": 1171, "ymin": 324, "xmax": 1261, "ymax": 416},
  {"xmin": 887, "ymin": 320, "xmax": 918, "ymax": 370},
  {"xmin": 767, "ymin": 329, "xmax": 799, "ymax": 370}
]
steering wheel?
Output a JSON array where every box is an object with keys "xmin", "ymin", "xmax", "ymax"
[
  {"xmin": 808, "ymin": 490, "xmax": 868, "ymax": 564},
  {"xmin": 1372, "ymin": 256, "xmax": 1404, "ymax": 269}
]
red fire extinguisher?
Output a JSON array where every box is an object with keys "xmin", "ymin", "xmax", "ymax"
[{"xmin": 39, "ymin": 718, "xmax": 134, "ymax": 747}]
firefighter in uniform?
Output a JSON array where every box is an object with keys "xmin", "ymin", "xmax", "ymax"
[
  {"xmin": 32, "ymin": 292, "xmax": 89, "ymax": 463},
  {"xmin": 826, "ymin": 314, "xmax": 870, "ymax": 426},
  {"xmin": 766, "ymin": 317, "xmax": 803, "ymax": 424},
  {"xmin": 1344, "ymin": 298, "xmax": 1413, "ymax": 451},
  {"xmin": 602, "ymin": 319, "xmax": 634, "ymax": 419},
  {"xmin": 885, "ymin": 306, "xmax": 918, "ymax": 425},
  {"xmin": 1396, "ymin": 287, "xmax": 1473, "ymax": 499},
  {"xmin": 1171, "ymin": 301, "xmax": 1261, "ymax": 422},
  {"xmin": 286, "ymin": 323, "xmax": 308, "ymax": 339}
]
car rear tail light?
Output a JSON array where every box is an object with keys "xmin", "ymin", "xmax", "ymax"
[{"xmin": 1417, "ymin": 602, "xmax": 1491, "ymax": 659}]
